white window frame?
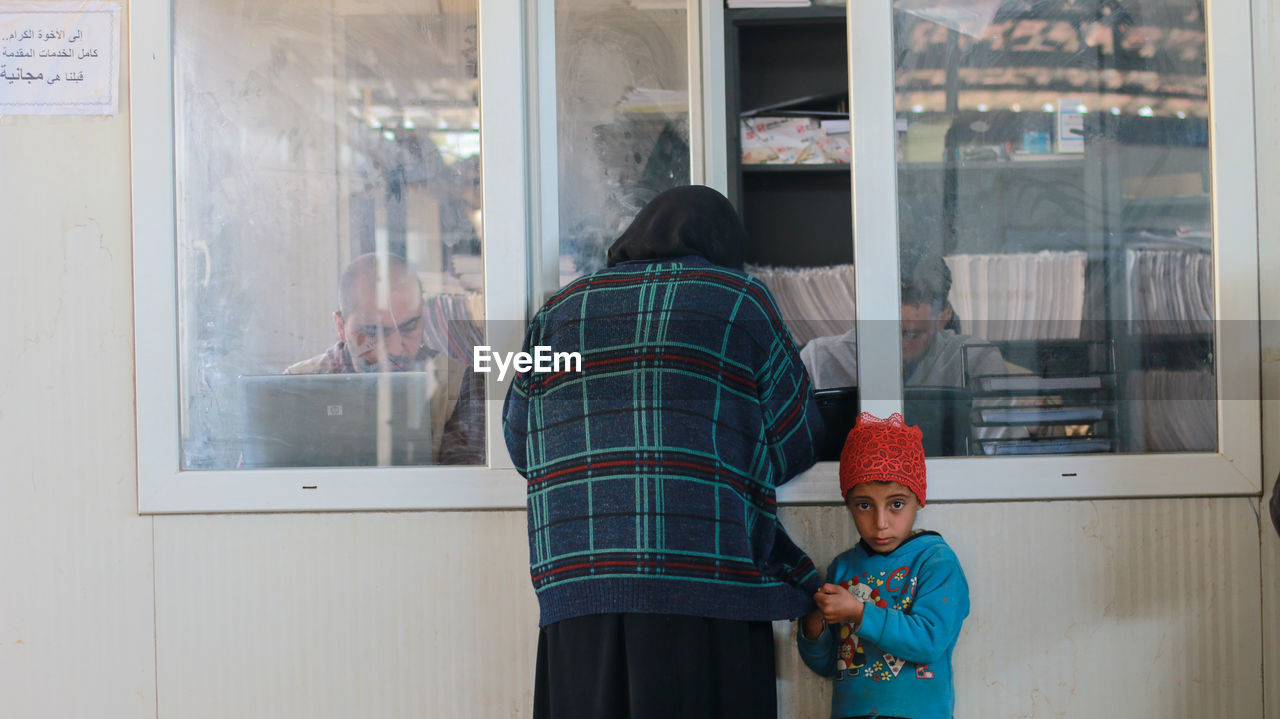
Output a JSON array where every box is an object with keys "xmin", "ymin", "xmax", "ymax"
[
  {"xmin": 528, "ymin": 0, "xmax": 708, "ymax": 305},
  {"xmin": 130, "ymin": 0, "xmax": 534, "ymax": 513},
  {"xmin": 132, "ymin": 0, "xmax": 1261, "ymax": 513},
  {"xmin": 765, "ymin": 0, "xmax": 1262, "ymax": 503}
]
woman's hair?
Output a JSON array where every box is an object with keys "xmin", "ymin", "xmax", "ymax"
[{"xmin": 606, "ymin": 185, "xmax": 747, "ymax": 269}]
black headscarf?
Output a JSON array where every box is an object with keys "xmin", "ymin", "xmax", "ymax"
[{"xmin": 606, "ymin": 185, "xmax": 747, "ymax": 270}]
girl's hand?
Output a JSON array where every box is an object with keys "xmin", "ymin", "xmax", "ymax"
[{"xmin": 813, "ymin": 583, "xmax": 864, "ymax": 626}]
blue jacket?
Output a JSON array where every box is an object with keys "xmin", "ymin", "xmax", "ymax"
[{"xmin": 797, "ymin": 532, "xmax": 969, "ymax": 719}]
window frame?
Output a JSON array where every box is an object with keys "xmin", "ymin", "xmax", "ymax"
[
  {"xmin": 130, "ymin": 0, "xmax": 533, "ymax": 513},
  {"xmin": 131, "ymin": 0, "xmax": 1262, "ymax": 513},
  {"xmin": 771, "ymin": 0, "xmax": 1261, "ymax": 504}
]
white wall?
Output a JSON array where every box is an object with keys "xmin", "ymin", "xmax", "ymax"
[
  {"xmin": 1, "ymin": 1, "xmax": 1278, "ymax": 717},
  {"xmin": 779, "ymin": 500, "xmax": 1264, "ymax": 718},
  {"xmin": 152, "ymin": 512, "xmax": 538, "ymax": 717},
  {"xmin": 0, "ymin": 13, "xmax": 156, "ymax": 715}
]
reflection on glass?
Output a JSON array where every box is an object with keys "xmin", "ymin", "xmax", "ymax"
[
  {"xmin": 554, "ymin": 1, "xmax": 691, "ymax": 285},
  {"xmin": 174, "ymin": 0, "xmax": 485, "ymax": 469},
  {"xmin": 892, "ymin": 0, "xmax": 1214, "ymax": 456}
]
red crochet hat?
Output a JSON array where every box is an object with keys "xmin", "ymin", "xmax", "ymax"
[{"xmin": 839, "ymin": 412, "xmax": 927, "ymax": 506}]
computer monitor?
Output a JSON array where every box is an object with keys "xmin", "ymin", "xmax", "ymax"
[
  {"xmin": 904, "ymin": 386, "xmax": 972, "ymax": 458},
  {"xmin": 812, "ymin": 385, "xmax": 972, "ymax": 461},
  {"xmin": 239, "ymin": 372, "xmax": 434, "ymax": 468},
  {"xmin": 814, "ymin": 386, "xmax": 859, "ymax": 461}
]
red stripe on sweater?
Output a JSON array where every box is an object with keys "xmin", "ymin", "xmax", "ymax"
[{"xmin": 533, "ymin": 559, "xmax": 761, "ymax": 583}]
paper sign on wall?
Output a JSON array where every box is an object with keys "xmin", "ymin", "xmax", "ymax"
[{"xmin": 0, "ymin": 1, "xmax": 121, "ymax": 115}]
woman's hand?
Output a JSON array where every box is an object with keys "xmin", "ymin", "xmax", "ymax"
[{"xmin": 800, "ymin": 608, "xmax": 826, "ymax": 640}]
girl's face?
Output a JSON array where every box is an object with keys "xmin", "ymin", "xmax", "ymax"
[{"xmin": 845, "ymin": 481, "xmax": 920, "ymax": 554}]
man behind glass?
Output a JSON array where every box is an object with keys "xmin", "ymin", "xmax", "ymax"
[
  {"xmin": 801, "ymin": 253, "xmax": 1010, "ymax": 386},
  {"xmin": 286, "ymin": 252, "xmax": 485, "ymax": 464},
  {"xmin": 800, "ymin": 251, "xmax": 1026, "ymax": 445}
]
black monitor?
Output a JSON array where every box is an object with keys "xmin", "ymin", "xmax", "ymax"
[
  {"xmin": 814, "ymin": 386, "xmax": 860, "ymax": 461},
  {"xmin": 904, "ymin": 386, "xmax": 972, "ymax": 458}
]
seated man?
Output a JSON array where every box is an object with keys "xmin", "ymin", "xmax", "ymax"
[
  {"xmin": 800, "ymin": 252, "xmax": 1027, "ymax": 444},
  {"xmin": 286, "ymin": 252, "xmax": 485, "ymax": 465}
]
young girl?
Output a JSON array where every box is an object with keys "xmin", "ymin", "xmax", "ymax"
[{"xmin": 797, "ymin": 412, "xmax": 970, "ymax": 719}]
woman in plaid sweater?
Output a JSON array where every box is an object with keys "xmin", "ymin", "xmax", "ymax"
[{"xmin": 504, "ymin": 185, "xmax": 824, "ymax": 719}]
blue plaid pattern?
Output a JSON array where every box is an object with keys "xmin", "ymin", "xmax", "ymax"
[{"xmin": 504, "ymin": 256, "xmax": 824, "ymax": 626}]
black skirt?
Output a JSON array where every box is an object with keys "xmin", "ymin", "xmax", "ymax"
[{"xmin": 533, "ymin": 613, "xmax": 778, "ymax": 719}]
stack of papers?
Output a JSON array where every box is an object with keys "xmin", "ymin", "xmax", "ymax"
[
  {"xmin": 977, "ymin": 437, "xmax": 1112, "ymax": 455},
  {"xmin": 741, "ymin": 117, "xmax": 831, "ymax": 164},
  {"xmin": 975, "ymin": 406, "xmax": 1105, "ymax": 425},
  {"xmin": 746, "ymin": 263, "xmax": 857, "ymax": 346},
  {"xmin": 945, "ymin": 251, "xmax": 1087, "ymax": 341},
  {"xmin": 1124, "ymin": 369, "xmax": 1216, "ymax": 451},
  {"xmin": 975, "ymin": 375, "xmax": 1103, "ymax": 393},
  {"xmin": 1124, "ymin": 246, "xmax": 1212, "ymax": 335}
]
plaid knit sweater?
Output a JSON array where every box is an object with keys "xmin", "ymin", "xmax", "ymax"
[{"xmin": 503, "ymin": 256, "xmax": 824, "ymax": 626}]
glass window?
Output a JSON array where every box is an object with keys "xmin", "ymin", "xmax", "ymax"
[
  {"xmin": 889, "ymin": 0, "xmax": 1213, "ymax": 457},
  {"xmin": 718, "ymin": 9, "xmax": 859, "ymax": 462},
  {"xmin": 553, "ymin": 0, "xmax": 691, "ymax": 285},
  {"xmin": 173, "ymin": 0, "xmax": 485, "ymax": 470}
]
